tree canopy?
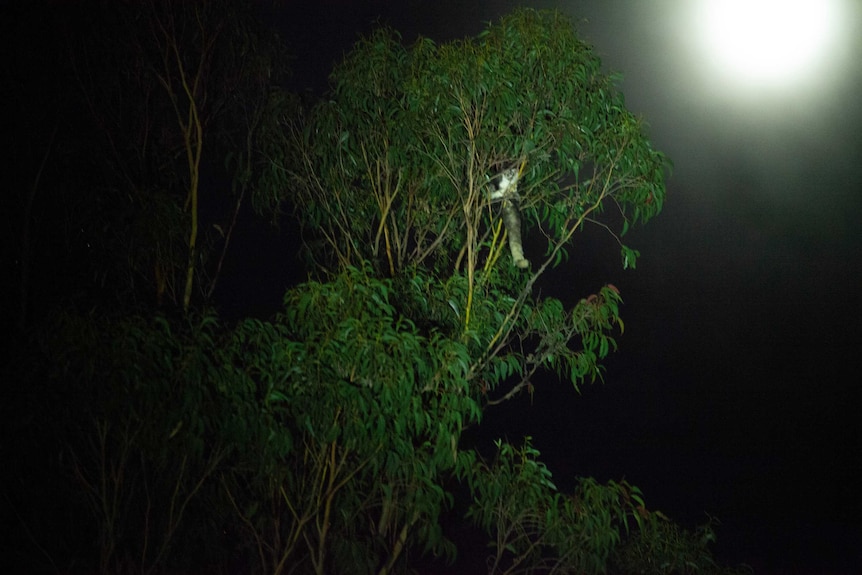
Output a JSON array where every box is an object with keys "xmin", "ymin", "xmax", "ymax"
[
  {"xmin": 244, "ymin": 9, "xmax": 673, "ymax": 572},
  {"xmin": 282, "ymin": 10, "xmax": 665, "ymax": 277},
  {"xmin": 276, "ymin": 8, "xmax": 668, "ymax": 406}
]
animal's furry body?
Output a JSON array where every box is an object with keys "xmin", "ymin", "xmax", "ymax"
[{"xmin": 491, "ymin": 168, "xmax": 529, "ymax": 269}]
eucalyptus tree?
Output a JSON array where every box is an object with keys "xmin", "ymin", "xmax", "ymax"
[
  {"xmin": 4, "ymin": 1, "xmax": 297, "ymax": 572},
  {"xmin": 66, "ymin": 0, "xmax": 294, "ymax": 313},
  {"xmin": 282, "ymin": 8, "xmax": 666, "ymax": 381},
  {"xmin": 242, "ymin": 8, "xmax": 670, "ymax": 574}
]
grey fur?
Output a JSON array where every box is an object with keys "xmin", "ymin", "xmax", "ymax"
[{"xmin": 491, "ymin": 167, "xmax": 529, "ymax": 269}]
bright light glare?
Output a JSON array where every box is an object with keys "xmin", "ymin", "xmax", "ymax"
[{"xmin": 697, "ymin": 0, "xmax": 840, "ymax": 88}]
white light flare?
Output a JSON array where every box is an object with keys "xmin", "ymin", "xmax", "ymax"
[{"xmin": 694, "ymin": 0, "xmax": 844, "ymax": 90}]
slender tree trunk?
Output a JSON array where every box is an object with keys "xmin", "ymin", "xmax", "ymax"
[
  {"xmin": 181, "ymin": 79, "xmax": 204, "ymax": 314},
  {"xmin": 19, "ymin": 125, "xmax": 57, "ymax": 330}
]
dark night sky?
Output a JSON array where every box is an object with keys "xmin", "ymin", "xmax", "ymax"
[{"xmin": 248, "ymin": 1, "xmax": 862, "ymax": 572}]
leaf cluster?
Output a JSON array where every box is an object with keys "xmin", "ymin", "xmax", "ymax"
[
  {"xmin": 279, "ymin": 8, "xmax": 669, "ymax": 279},
  {"xmin": 214, "ymin": 266, "xmax": 485, "ymax": 573},
  {"xmin": 467, "ymin": 438, "xmax": 649, "ymax": 575},
  {"xmin": 610, "ymin": 515, "xmax": 755, "ymax": 575}
]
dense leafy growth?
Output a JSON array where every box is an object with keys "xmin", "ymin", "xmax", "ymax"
[{"xmin": 4, "ymin": 3, "xmax": 752, "ymax": 574}]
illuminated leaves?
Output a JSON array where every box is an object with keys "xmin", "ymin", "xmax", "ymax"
[
  {"xmin": 283, "ymin": 8, "xmax": 669, "ymax": 279},
  {"xmin": 467, "ymin": 438, "xmax": 649, "ymax": 574},
  {"xmin": 226, "ymin": 266, "xmax": 480, "ymax": 570}
]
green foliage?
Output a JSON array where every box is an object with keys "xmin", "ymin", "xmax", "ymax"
[
  {"xmin": 210, "ymin": 266, "xmax": 483, "ymax": 573},
  {"xmin": 281, "ymin": 8, "xmax": 668, "ymax": 279},
  {"xmin": 273, "ymin": 8, "xmax": 663, "ymax": 410},
  {"xmin": 610, "ymin": 515, "xmax": 755, "ymax": 575},
  {"xmin": 42, "ymin": 308, "xmax": 244, "ymax": 573},
  {"xmin": 467, "ymin": 438, "xmax": 648, "ymax": 575},
  {"xmin": 268, "ymin": 8, "xmax": 668, "ymax": 429}
]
